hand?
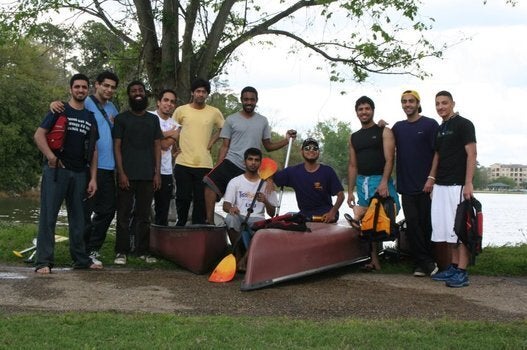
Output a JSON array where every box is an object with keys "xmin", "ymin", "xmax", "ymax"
[
  {"xmin": 47, "ymin": 156, "xmax": 64, "ymax": 168},
  {"xmin": 347, "ymin": 192, "xmax": 356, "ymax": 208},
  {"xmin": 286, "ymin": 129, "xmax": 297, "ymax": 140},
  {"xmin": 228, "ymin": 206, "xmax": 240, "ymax": 216},
  {"xmin": 118, "ymin": 172, "xmax": 130, "ymax": 190},
  {"xmin": 323, "ymin": 210, "xmax": 337, "ymax": 223},
  {"xmin": 50, "ymin": 101, "xmax": 65, "ymax": 114},
  {"xmin": 376, "ymin": 182, "xmax": 389, "ymax": 197},
  {"xmin": 423, "ymin": 178, "xmax": 435, "ymax": 193},
  {"xmin": 86, "ymin": 179, "xmax": 97, "ymax": 198},
  {"xmin": 463, "ymin": 183, "xmax": 474, "ymax": 200},
  {"xmin": 255, "ymin": 192, "xmax": 266, "ymax": 203},
  {"xmin": 377, "ymin": 119, "xmax": 389, "ymax": 128},
  {"xmin": 153, "ymin": 173, "xmax": 161, "ymax": 191}
]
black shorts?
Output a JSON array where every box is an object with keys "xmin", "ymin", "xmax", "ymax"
[{"xmin": 203, "ymin": 159, "xmax": 244, "ymax": 198}]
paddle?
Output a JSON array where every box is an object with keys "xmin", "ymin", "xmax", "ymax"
[
  {"xmin": 209, "ymin": 157, "xmax": 278, "ymax": 283},
  {"xmin": 275, "ymin": 137, "xmax": 293, "ymax": 217}
]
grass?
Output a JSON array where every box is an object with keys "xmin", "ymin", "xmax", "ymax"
[{"xmin": 1, "ymin": 222, "xmax": 526, "ymax": 349}]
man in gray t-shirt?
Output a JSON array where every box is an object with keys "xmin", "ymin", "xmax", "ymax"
[{"xmin": 203, "ymin": 86, "xmax": 296, "ymax": 224}]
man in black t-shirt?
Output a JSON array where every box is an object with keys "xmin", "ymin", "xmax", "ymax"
[
  {"xmin": 113, "ymin": 81, "xmax": 163, "ymax": 265},
  {"xmin": 429, "ymin": 91, "xmax": 477, "ymax": 288}
]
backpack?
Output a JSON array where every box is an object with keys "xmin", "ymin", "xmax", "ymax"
[
  {"xmin": 454, "ymin": 197, "xmax": 483, "ymax": 265},
  {"xmin": 46, "ymin": 112, "xmax": 68, "ymax": 153},
  {"xmin": 360, "ymin": 193, "xmax": 398, "ymax": 241}
]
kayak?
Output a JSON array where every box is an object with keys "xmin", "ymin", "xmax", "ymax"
[
  {"xmin": 241, "ymin": 222, "xmax": 370, "ymax": 291},
  {"xmin": 150, "ymin": 224, "xmax": 228, "ymax": 274}
]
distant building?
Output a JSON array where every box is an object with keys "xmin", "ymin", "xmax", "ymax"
[{"xmin": 488, "ymin": 163, "xmax": 527, "ymax": 187}]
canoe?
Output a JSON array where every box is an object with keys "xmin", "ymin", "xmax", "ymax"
[
  {"xmin": 150, "ymin": 224, "xmax": 228, "ymax": 274},
  {"xmin": 241, "ymin": 222, "xmax": 370, "ymax": 291}
]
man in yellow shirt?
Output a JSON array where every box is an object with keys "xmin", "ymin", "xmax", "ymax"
[{"xmin": 172, "ymin": 78, "xmax": 224, "ymax": 225}]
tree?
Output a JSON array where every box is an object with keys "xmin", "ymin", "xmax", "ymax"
[
  {"xmin": 1, "ymin": 1, "xmax": 443, "ymax": 102},
  {"xmin": 0, "ymin": 38, "xmax": 66, "ymax": 193},
  {"xmin": 309, "ymin": 118, "xmax": 352, "ymax": 182},
  {"xmin": 473, "ymin": 163, "xmax": 489, "ymax": 190},
  {"xmin": 492, "ymin": 176, "xmax": 517, "ymax": 189}
]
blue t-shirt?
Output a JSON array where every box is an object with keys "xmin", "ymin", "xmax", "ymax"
[
  {"xmin": 40, "ymin": 103, "xmax": 98, "ymax": 172},
  {"xmin": 85, "ymin": 96, "xmax": 118, "ymax": 170},
  {"xmin": 274, "ymin": 163, "xmax": 344, "ymax": 218},
  {"xmin": 392, "ymin": 116, "xmax": 439, "ymax": 194}
]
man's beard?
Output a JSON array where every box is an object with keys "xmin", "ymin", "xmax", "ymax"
[{"xmin": 129, "ymin": 96, "xmax": 148, "ymax": 112}]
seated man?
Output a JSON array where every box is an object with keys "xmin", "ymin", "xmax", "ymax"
[
  {"xmin": 273, "ymin": 138, "xmax": 345, "ymax": 223},
  {"xmin": 223, "ymin": 148, "xmax": 278, "ymax": 248}
]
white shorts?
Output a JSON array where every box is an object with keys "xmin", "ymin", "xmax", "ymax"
[{"xmin": 431, "ymin": 184, "xmax": 463, "ymax": 243}]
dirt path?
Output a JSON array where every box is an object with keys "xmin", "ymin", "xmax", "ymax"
[{"xmin": 1, "ymin": 265, "xmax": 526, "ymax": 321}]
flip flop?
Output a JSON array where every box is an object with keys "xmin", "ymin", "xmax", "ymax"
[{"xmin": 344, "ymin": 213, "xmax": 361, "ymax": 230}]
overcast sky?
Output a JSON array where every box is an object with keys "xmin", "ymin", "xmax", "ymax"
[{"xmin": 222, "ymin": 0, "xmax": 527, "ymax": 167}]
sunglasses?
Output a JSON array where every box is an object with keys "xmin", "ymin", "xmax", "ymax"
[{"xmin": 303, "ymin": 145, "xmax": 319, "ymax": 151}]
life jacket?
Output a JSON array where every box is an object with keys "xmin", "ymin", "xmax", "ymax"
[
  {"xmin": 360, "ymin": 194, "xmax": 398, "ymax": 241},
  {"xmin": 454, "ymin": 196, "xmax": 483, "ymax": 265}
]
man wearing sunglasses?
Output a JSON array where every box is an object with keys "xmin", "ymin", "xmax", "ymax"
[{"xmin": 273, "ymin": 138, "xmax": 344, "ymax": 223}]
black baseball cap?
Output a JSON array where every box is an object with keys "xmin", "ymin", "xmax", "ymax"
[{"xmin": 302, "ymin": 138, "xmax": 319, "ymax": 148}]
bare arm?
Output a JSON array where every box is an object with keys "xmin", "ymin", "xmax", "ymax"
[
  {"xmin": 223, "ymin": 201, "xmax": 240, "ymax": 216},
  {"xmin": 423, "ymin": 152, "xmax": 439, "ymax": 193},
  {"xmin": 207, "ymin": 128, "xmax": 221, "ymax": 151},
  {"xmin": 160, "ymin": 126, "xmax": 179, "ymax": 150},
  {"xmin": 262, "ymin": 129, "xmax": 297, "ymax": 152},
  {"xmin": 86, "ymin": 149, "xmax": 98, "ymax": 198},
  {"xmin": 153, "ymin": 139, "xmax": 162, "ymax": 191},
  {"xmin": 114, "ymin": 138, "xmax": 129, "ymax": 190},
  {"xmin": 34, "ymin": 127, "xmax": 63, "ymax": 168},
  {"xmin": 324, "ymin": 191, "xmax": 344, "ymax": 223},
  {"xmin": 217, "ymin": 138, "xmax": 230, "ymax": 163},
  {"xmin": 463, "ymin": 142, "xmax": 477, "ymax": 200},
  {"xmin": 377, "ymin": 127, "xmax": 395, "ymax": 197},
  {"xmin": 347, "ymin": 139, "xmax": 358, "ymax": 207}
]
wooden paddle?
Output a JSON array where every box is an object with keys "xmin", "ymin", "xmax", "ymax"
[{"xmin": 209, "ymin": 158, "xmax": 278, "ymax": 283}]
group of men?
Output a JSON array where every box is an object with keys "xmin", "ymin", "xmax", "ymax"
[{"xmin": 33, "ymin": 73, "xmax": 477, "ymax": 288}]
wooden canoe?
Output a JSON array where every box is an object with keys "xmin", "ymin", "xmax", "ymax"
[
  {"xmin": 150, "ymin": 224, "xmax": 228, "ymax": 274},
  {"xmin": 241, "ymin": 222, "xmax": 370, "ymax": 291}
]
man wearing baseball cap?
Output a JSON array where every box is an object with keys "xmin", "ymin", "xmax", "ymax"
[
  {"xmin": 392, "ymin": 90, "xmax": 440, "ymax": 277},
  {"xmin": 273, "ymin": 137, "xmax": 344, "ymax": 223}
]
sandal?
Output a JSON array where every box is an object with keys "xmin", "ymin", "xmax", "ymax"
[{"xmin": 344, "ymin": 213, "xmax": 361, "ymax": 230}]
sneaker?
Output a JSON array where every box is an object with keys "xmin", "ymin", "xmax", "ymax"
[
  {"xmin": 432, "ymin": 264, "xmax": 457, "ymax": 281},
  {"xmin": 138, "ymin": 255, "xmax": 157, "ymax": 263},
  {"xmin": 114, "ymin": 253, "xmax": 127, "ymax": 265},
  {"xmin": 89, "ymin": 251, "xmax": 102, "ymax": 266},
  {"xmin": 413, "ymin": 267, "xmax": 426, "ymax": 277},
  {"xmin": 445, "ymin": 270, "xmax": 470, "ymax": 288},
  {"xmin": 426, "ymin": 262, "xmax": 439, "ymax": 277}
]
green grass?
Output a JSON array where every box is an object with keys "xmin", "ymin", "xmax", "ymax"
[
  {"xmin": 1, "ymin": 222, "xmax": 527, "ymax": 349},
  {"xmin": 0, "ymin": 313, "xmax": 526, "ymax": 349}
]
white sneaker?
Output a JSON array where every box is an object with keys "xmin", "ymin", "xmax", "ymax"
[
  {"xmin": 89, "ymin": 251, "xmax": 102, "ymax": 266},
  {"xmin": 114, "ymin": 253, "xmax": 127, "ymax": 265},
  {"xmin": 138, "ymin": 255, "xmax": 157, "ymax": 263}
]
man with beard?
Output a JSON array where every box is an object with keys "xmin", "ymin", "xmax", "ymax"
[
  {"xmin": 223, "ymin": 148, "xmax": 278, "ymax": 249},
  {"xmin": 113, "ymin": 81, "xmax": 162, "ymax": 265},
  {"xmin": 33, "ymin": 73, "xmax": 101, "ymax": 274},
  {"xmin": 172, "ymin": 78, "xmax": 224, "ymax": 226},
  {"xmin": 348, "ymin": 96, "xmax": 399, "ymax": 271},
  {"xmin": 151, "ymin": 89, "xmax": 179, "ymax": 226},
  {"xmin": 392, "ymin": 90, "xmax": 439, "ymax": 277},
  {"xmin": 204, "ymin": 86, "xmax": 296, "ymax": 225},
  {"xmin": 273, "ymin": 138, "xmax": 344, "ymax": 223},
  {"xmin": 49, "ymin": 71, "xmax": 120, "ymax": 265}
]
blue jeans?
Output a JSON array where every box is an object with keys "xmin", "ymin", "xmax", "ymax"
[
  {"xmin": 84, "ymin": 169, "xmax": 116, "ymax": 252},
  {"xmin": 35, "ymin": 164, "xmax": 92, "ymax": 269}
]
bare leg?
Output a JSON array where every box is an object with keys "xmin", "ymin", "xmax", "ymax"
[{"xmin": 204, "ymin": 186, "xmax": 217, "ymax": 225}]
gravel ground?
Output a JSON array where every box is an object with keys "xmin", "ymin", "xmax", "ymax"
[{"xmin": 1, "ymin": 265, "xmax": 526, "ymax": 321}]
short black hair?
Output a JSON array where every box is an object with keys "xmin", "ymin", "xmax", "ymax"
[
  {"xmin": 190, "ymin": 78, "xmax": 211, "ymax": 94},
  {"xmin": 355, "ymin": 96, "xmax": 375, "ymax": 111},
  {"xmin": 244, "ymin": 147, "xmax": 262, "ymax": 160},
  {"xmin": 241, "ymin": 86, "xmax": 258, "ymax": 99},
  {"xmin": 158, "ymin": 89, "xmax": 177, "ymax": 101},
  {"xmin": 96, "ymin": 71, "xmax": 119, "ymax": 87},
  {"xmin": 69, "ymin": 73, "xmax": 89, "ymax": 88},
  {"xmin": 127, "ymin": 80, "xmax": 146, "ymax": 95},
  {"xmin": 436, "ymin": 90, "xmax": 453, "ymax": 100}
]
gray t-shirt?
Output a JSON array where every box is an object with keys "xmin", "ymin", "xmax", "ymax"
[{"xmin": 220, "ymin": 112, "xmax": 271, "ymax": 169}]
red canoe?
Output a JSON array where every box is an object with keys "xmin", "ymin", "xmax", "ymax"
[
  {"xmin": 241, "ymin": 222, "xmax": 370, "ymax": 291},
  {"xmin": 150, "ymin": 225, "xmax": 228, "ymax": 274}
]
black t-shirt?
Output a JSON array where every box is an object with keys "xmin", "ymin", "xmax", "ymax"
[
  {"xmin": 435, "ymin": 115, "xmax": 477, "ymax": 185},
  {"xmin": 40, "ymin": 104, "xmax": 98, "ymax": 172},
  {"xmin": 351, "ymin": 124, "xmax": 385, "ymax": 176},
  {"xmin": 113, "ymin": 110, "xmax": 163, "ymax": 180}
]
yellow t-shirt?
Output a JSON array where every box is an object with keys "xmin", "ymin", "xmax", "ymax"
[{"xmin": 173, "ymin": 104, "xmax": 224, "ymax": 168}]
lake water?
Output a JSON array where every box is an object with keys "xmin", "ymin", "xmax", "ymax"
[{"xmin": 1, "ymin": 192, "xmax": 526, "ymax": 247}]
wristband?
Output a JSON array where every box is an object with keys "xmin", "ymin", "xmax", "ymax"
[{"xmin": 427, "ymin": 176, "xmax": 436, "ymax": 181}]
